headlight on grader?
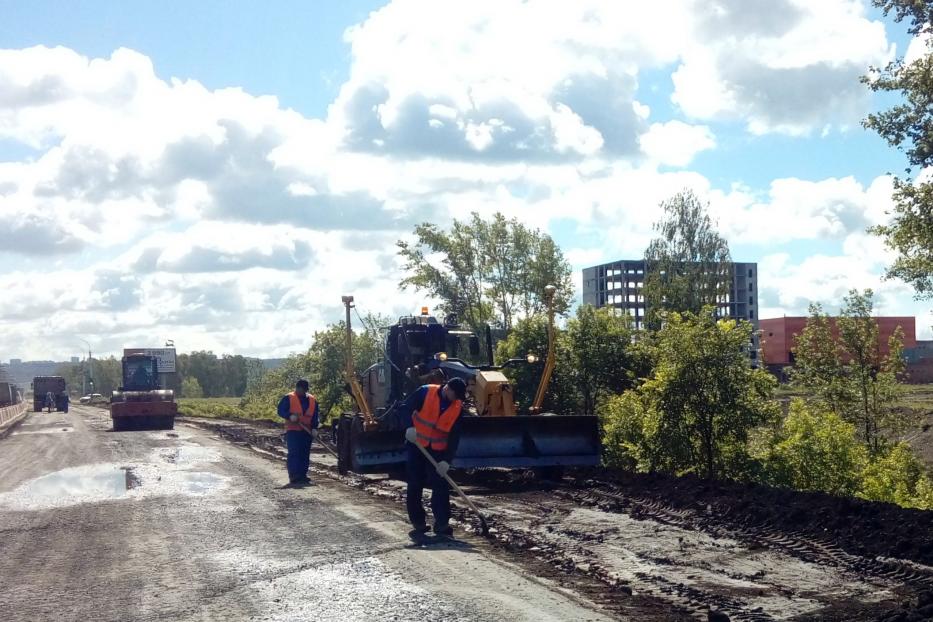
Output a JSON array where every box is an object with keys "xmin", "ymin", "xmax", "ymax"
[
  {"xmin": 435, "ymin": 352, "xmax": 449, "ymax": 361},
  {"xmin": 526, "ymin": 353, "xmax": 538, "ymax": 364}
]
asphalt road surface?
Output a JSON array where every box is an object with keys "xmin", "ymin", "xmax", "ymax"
[{"xmin": 0, "ymin": 406, "xmax": 609, "ymax": 622}]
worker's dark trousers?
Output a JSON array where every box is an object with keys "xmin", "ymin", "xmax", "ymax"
[
  {"xmin": 406, "ymin": 443, "xmax": 450, "ymax": 528},
  {"xmin": 285, "ymin": 430, "xmax": 312, "ymax": 482}
]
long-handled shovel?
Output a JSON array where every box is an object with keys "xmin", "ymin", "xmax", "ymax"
[
  {"xmin": 405, "ymin": 427, "xmax": 490, "ymax": 536},
  {"xmin": 298, "ymin": 422, "xmax": 340, "ymax": 460}
]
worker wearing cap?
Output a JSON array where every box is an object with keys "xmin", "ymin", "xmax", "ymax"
[
  {"xmin": 402, "ymin": 377, "xmax": 466, "ymax": 536},
  {"xmin": 277, "ymin": 379, "xmax": 319, "ymax": 487}
]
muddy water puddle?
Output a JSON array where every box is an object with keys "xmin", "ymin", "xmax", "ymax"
[
  {"xmin": 11, "ymin": 427, "xmax": 74, "ymax": 435},
  {"xmin": 0, "ymin": 441, "xmax": 228, "ymax": 511},
  {"xmin": 12, "ymin": 418, "xmax": 74, "ymax": 435},
  {"xmin": 0, "ymin": 464, "xmax": 134, "ymax": 509}
]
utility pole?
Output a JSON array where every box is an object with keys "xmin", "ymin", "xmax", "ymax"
[{"xmin": 78, "ymin": 338, "xmax": 92, "ymax": 396}]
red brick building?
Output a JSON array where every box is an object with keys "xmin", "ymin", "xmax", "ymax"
[{"xmin": 761, "ymin": 316, "xmax": 917, "ymax": 367}]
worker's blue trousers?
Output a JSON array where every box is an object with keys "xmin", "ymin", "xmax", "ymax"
[
  {"xmin": 285, "ymin": 430, "xmax": 312, "ymax": 482},
  {"xmin": 406, "ymin": 443, "xmax": 450, "ymax": 528}
]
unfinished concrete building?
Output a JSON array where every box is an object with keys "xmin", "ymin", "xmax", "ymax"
[{"xmin": 581, "ymin": 259, "xmax": 760, "ymax": 363}]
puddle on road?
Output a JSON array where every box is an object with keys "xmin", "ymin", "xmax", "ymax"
[
  {"xmin": 0, "ymin": 464, "xmax": 132, "ymax": 510},
  {"xmin": 11, "ymin": 427, "xmax": 74, "ymax": 435},
  {"xmin": 0, "ymin": 441, "xmax": 228, "ymax": 512},
  {"xmin": 12, "ymin": 417, "xmax": 75, "ymax": 436}
]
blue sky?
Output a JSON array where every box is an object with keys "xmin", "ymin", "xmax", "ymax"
[
  {"xmin": 1, "ymin": 1, "xmax": 378, "ymax": 118},
  {"xmin": 0, "ymin": 0, "xmax": 929, "ymax": 359}
]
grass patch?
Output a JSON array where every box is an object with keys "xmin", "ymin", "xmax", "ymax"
[
  {"xmin": 775, "ymin": 384, "xmax": 933, "ymax": 412},
  {"xmin": 177, "ymin": 397, "xmax": 279, "ymax": 422}
]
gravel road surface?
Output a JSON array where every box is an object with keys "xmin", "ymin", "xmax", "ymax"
[{"xmin": 0, "ymin": 406, "xmax": 610, "ymax": 622}]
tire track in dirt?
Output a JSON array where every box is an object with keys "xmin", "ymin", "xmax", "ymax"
[{"xmin": 561, "ymin": 486, "xmax": 933, "ymax": 591}]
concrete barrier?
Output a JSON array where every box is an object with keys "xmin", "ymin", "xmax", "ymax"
[{"xmin": 0, "ymin": 401, "xmax": 28, "ymax": 434}]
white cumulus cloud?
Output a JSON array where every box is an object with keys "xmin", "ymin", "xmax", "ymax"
[{"xmin": 0, "ymin": 1, "xmax": 921, "ymax": 357}]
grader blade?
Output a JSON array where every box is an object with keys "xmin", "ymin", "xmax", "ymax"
[
  {"xmin": 339, "ymin": 414, "xmax": 407, "ymax": 474},
  {"xmin": 451, "ymin": 415, "xmax": 600, "ymax": 469},
  {"xmin": 341, "ymin": 413, "xmax": 601, "ymax": 473}
]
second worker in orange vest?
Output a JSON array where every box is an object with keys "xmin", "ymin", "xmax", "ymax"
[
  {"xmin": 401, "ymin": 377, "xmax": 467, "ymax": 537},
  {"xmin": 276, "ymin": 378, "xmax": 319, "ymax": 487}
]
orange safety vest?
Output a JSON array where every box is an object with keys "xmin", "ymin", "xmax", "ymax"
[
  {"xmin": 412, "ymin": 385, "xmax": 462, "ymax": 451},
  {"xmin": 285, "ymin": 392, "xmax": 317, "ymax": 432}
]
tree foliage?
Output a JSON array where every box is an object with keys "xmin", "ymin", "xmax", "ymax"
[
  {"xmin": 791, "ymin": 290, "xmax": 912, "ymax": 454},
  {"xmin": 753, "ymin": 399, "xmax": 867, "ymax": 497},
  {"xmin": 175, "ymin": 352, "xmax": 263, "ymax": 398},
  {"xmin": 496, "ymin": 305, "xmax": 644, "ymax": 416},
  {"xmin": 603, "ymin": 309, "xmax": 778, "ymax": 479},
  {"xmin": 863, "ymin": 1, "xmax": 933, "ymax": 297},
  {"xmin": 643, "ymin": 190, "xmax": 732, "ymax": 328},
  {"xmin": 397, "ymin": 212, "xmax": 573, "ymax": 332},
  {"xmin": 56, "ymin": 357, "xmax": 122, "ymax": 396},
  {"xmin": 494, "ymin": 315, "xmax": 577, "ymax": 414},
  {"xmin": 181, "ymin": 377, "xmax": 204, "ymax": 398},
  {"xmin": 241, "ymin": 314, "xmax": 389, "ymax": 421},
  {"xmin": 566, "ymin": 305, "xmax": 641, "ymax": 416},
  {"xmin": 859, "ymin": 442, "xmax": 933, "ymax": 510}
]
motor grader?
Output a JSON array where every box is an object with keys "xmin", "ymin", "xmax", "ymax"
[{"xmin": 333, "ymin": 288, "xmax": 600, "ymax": 475}]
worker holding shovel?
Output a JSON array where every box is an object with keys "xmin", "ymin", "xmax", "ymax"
[
  {"xmin": 277, "ymin": 379, "xmax": 319, "ymax": 487},
  {"xmin": 401, "ymin": 377, "xmax": 467, "ymax": 538}
]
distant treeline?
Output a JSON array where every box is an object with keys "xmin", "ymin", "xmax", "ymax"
[{"xmin": 56, "ymin": 351, "xmax": 270, "ymax": 398}]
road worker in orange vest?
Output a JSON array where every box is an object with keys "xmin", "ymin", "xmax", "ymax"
[
  {"xmin": 276, "ymin": 379, "xmax": 319, "ymax": 487},
  {"xmin": 402, "ymin": 377, "xmax": 467, "ymax": 537}
]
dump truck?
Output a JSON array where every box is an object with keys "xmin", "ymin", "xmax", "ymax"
[
  {"xmin": 32, "ymin": 376, "xmax": 67, "ymax": 412},
  {"xmin": 334, "ymin": 288, "xmax": 601, "ymax": 475},
  {"xmin": 110, "ymin": 350, "xmax": 177, "ymax": 431},
  {"xmin": 0, "ymin": 382, "xmax": 19, "ymax": 407}
]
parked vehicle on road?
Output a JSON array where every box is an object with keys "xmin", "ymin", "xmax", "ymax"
[{"xmin": 31, "ymin": 376, "xmax": 67, "ymax": 412}]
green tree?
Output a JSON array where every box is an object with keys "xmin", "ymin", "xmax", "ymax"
[
  {"xmin": 87, "ymin": 357, "xmax": 123, "ymax": 396},
  {"xmin": 55, "ymin": 358, "xmax": 112, "ymax": 396},
  {"xmin": 566, "ymin": 305, "xmax": 641, "ymax": 416},
  {"xmin": 495, "ymin": 315, "xmax": 578, "ymax": 414},
  {"xmin": 181, "ymin": 377, "xmax": 204, "ymax": 398},
  {"xmin": 792, "ymin": 290, "xmax": 912, "ymax": 454},
  {"xmin": 643, "ymin": 190, "xmax": 732, "ymax": 329},
  {"xmin": 863, "ymin": 2, "xmax": 933, "ymax": 297},
  {"xmin": 790, "ymin": 304, "xmax": 851, "ymax": 418},
  {"xmin": 860, "ymin": 442, "xmax": 933, "ymax": 510},
  {"xmin": 755, "ymin": 399, "xmax": 867, "ymax": 496},
  {"xmin": 603, "ymin": 309, "xmax": 778, "ymax": 479},
  {"xmin": 241, "ymin": 352, "xmax": 313, "ymax": 417},
  {"xmin": 839, "ymin": 290, "xmax": 909, "ymax": 452},
  {"xmin": 177, "ymin": 351, "xmax": 225, "ymax": 397},
  {"xmin": 241, "ymin": 314, "xmax": 388, "ymax": 422},
  {"xmin": 218, "ymin": 355, "xmax": 258, "ymax": 397},
  {"xmin": 54, "ymin": 362, "xmax": 85, "ymax": 395},
  {"xmin": 397, "ymin": 212, "xmax": 573, "ymax": 332},
  {"xmin": 307, "ymin": 319, "xmax": 384, "ymax": 420},
  {"xmin": 244, "ymin": 358, "xmax": 267, "ymax": 394}
]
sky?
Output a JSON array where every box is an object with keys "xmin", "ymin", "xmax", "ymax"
[{"xmin": 0, "ymin": 0, "xmax": 929, "ymax": 361}]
